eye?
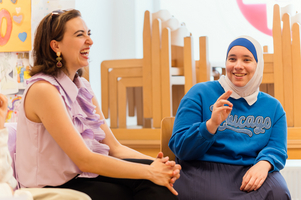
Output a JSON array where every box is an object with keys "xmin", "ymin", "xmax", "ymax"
[
  {"xmin": 228, "ymin": 57, "xmax": 236, "ymax": 61},
  {"xmin": 88, "ymin": 32, "xmax": 91, "ymax": 36},
  {"xmin": 244, "ymin": 57, "xmax": 253, "ymax": 62}
]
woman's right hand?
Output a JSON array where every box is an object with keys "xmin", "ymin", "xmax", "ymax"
[
  {"xmin": 149, "ymin": 155, "xmax": 181, "ymax": 195},
  {"xmin": 206, "ymin": 90, "xmax": 233, "ymax": 134}
]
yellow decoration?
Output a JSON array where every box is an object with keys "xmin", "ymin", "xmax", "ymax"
[{"xmin": 0, "ymin": 0, "xmax": 31, "ymax": 52}]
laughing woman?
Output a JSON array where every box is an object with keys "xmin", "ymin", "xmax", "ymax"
[
  {"xmin": 15, "ymin": 9, "xmax": 180, "ymax": 200},
  {"xmin": 169, "ymin": 36, "xmax": 291, "ymax": 199}
]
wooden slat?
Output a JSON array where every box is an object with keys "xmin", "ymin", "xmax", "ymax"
[
  {"xmin": 263, "ymin": 45, "xmax": 268, "ymax": 53},
  {"xmin": 112, "ymin": 127, "xmax": 160, "ymax": 158},
  {"xmin": 118, "ymin": 140, "xmax": 160, "ymax": 149},
  {"xmin": 282, "ymin": 13, "xmax": 294, "ymax": 127},
  {"xmin": 127, "ymin": 87, "xmax": 135, "ymax": 117},
  {"xmin": 102, "ymin": 59, "xmax": 143, "ymax": 68},
  {"xmin": 287, "ymin": 140, "xmax": 301, "ymax": 149},
  {"xmin": 172, "ymin": 85, "xmax": 184, "ymax": 116},
  {"xmin": 151, "ymin": 18, "xmax": 162, "ymax": 128},
  {"xmin": 287, "ymin": 127, "xmax": 301, "ymax": 159},
  {"xmin": 262, "ymin": 73, "xmax": 274, "ymax": 84},
  {"xmin": 292, "ymin": 23, "xmax": 301, "ymax": 126},
  {"xmin": 109, "ymin": 67, "xmax": 142, "ymax": 128},
  {"xmin": 134, "ymin": 87, "xmax": 144, "ymax": 126},
  {"xmin": 161, "ymin": 117, "xmax": 175, "ymax": 161},
  {"xmin": 267, "ymin": 83, "xmax": 274, "ymax": 97},
  {"xmin": 287, "ymin": 149, "xmax": 301, "ymax": 159},
  {"xmin": 171, "ymin": 45, "xmax": 184, "ymax": 67},
  {"xmin": 109, "ymin": 71, "xmax": 118, "ymax": 127},
  {"xmin": 112, "ymin": 128, "xmax": 161, "ymax": 140},
  {"xmin": 184, "ymin": 36, "xmax": 196, "ymax": 93},
  {"xmin": 142, "ymin": 10, "xmax": 153, "ymax": 119},
  {"xmin": 161, "ymin": 27, "xmax": 173, "ymax": 121},
  {"xmin": 287, "ymin": 127, "xmax": 301, "ymax": 139},
  {"xmin": 272, "ymin": 4, "xmax": 284, "ymax": 106},
  {"xmin": 118, "ymin": 78, "xmax": 143, "ymax": 128},
  {"xmin": 198, "ymin": 36, "xmax": 210, "ymax": 82},
  {"xmin": 263, "ymin": 63, "xmax": 274, "ymax": 72},
  {"xmin": 262, "ymin": 54, "xmax": 274, "ymax": 86},
  {"xmin": 263, "ymin": 53, "xmax": 273, "ymax": 62},
  {"xmin": 101, "ymin": 63, "xmax": 109, "ymax": 118},
  {"xmin": 101, "ymin": 59, "xmax": 143, "ymax": 119}
]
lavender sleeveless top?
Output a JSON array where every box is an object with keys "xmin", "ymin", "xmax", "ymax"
[{"xmin": 16, "ymin": 72, "xmax": 110, "ymax": 188}]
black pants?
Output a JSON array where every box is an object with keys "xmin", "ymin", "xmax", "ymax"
[
  {"xmin": 45, "ymin": 159, "xmax": 178, "ymax": 200},
  {"xmin": 174, "ymin": 159, "xmax": 291, "ymax": 200}
]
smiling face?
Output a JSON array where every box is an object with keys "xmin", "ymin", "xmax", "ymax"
[
  {"xmin": 226, "ymin": 46, "xmax": 257, "ymax": 87},
  {"xmin": 57, "ymin": 17, "xmax": 93, "ymax": 74}
]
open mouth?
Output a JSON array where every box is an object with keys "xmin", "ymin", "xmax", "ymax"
[
  {"xmin": 234, "ymin": 73, "xmax": 246, "ymax": 77},
  {"xmin": 80, "ymin": 49, "xmax": 90, "ymax": 56}
]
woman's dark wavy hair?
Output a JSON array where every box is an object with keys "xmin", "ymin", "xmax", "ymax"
[{"xmin": 30, "ymin": 9, "xmax": 83, "ymax": 77}]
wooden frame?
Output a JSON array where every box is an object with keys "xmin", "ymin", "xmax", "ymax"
[
  {"xmin": 260, "ymin": 4, "xmax": 301, "ymax": 158},
  {"xmin": 117, "ymin": 78, "xmax": 143, "ymax": 128}
]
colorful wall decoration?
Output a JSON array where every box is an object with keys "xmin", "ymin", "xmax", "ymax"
[
  {"xmin": 0, "ymin": 52, "xmax": 30, "ymax": 122},
  {"xmin": 1, "ymin": 0, "xmax": 75, "ymax": 122},
  {"xmin": 0, "ymin": 0, "xmax": 31, "ymax": 52},
  {"xmin": 6, "ymin": 93, "xmax": 22, "ymax": 122}
]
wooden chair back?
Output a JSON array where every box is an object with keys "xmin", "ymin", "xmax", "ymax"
[
  {"xmin": 149, "ymin": 12, "xmax": 193, "ymax": 128},
  {"xmin": 160, "ymin": 117, "xmax": 176, "ymax": 161},
  {"xmin": 101, "ymin": 10, "xmax": 210, "ymax": 129},
  {"xmin": 261, "ymin": 4, "xmax": 301, "ymax": 158}
]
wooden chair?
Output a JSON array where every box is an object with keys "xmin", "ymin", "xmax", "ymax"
[
  {"xmin": 160, "ymin": 33, "xmax": 211, "ymax": 120},
  {"xmin": 103, "ymin": 10, "xmax": 197, "ymax": 128},
  {"xmin": 101, "ymin": 59, "xmax": 143, "ymax": 120},
  {"xmin": 260, "ymin": 4, "xmax": 301, "ymax": 158},
  {"xmin": 151, "ymin": 19, "xmax": 192, "ymax": 128},
  {"xmin": 101, "ymin": 10, "xmax": 171, "ymax": 128},
  {"xmin": 120, "ymin": 22, "xmax": 195, "ymax": 128},
  {"xmin": 110, "ymin": 67, "xmax": 143, "ymax": 128},
  {"xmin": 114, "ymin": 11, "xmax": 183, "ymax": 128},
  {"xmin": 160, "ymin": 117, "xmax": 176, "ymax": 161}
]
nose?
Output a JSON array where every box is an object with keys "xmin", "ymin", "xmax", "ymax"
[
  {"xmin": 86, "ymin": 36, "xmax": 93, "ymax": 46},
  {"xmin": 234, "ymin": 60, "xmax": 243, "ymax": 70}
]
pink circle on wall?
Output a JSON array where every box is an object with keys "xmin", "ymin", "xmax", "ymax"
[
  {"xmin": 236, "ymin": 0, "xmax": 272, "ymax": 36},
  {"xmin": 0, "ymin": 8, "xmax": 13, "ymax": 46}
]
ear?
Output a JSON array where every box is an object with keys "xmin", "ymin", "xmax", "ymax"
[{"xmin": 50, "ymin": 40, "xmax": 61, "ymax": 53}]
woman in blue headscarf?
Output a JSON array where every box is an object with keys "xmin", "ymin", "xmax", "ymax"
[{"xmin": 169, "ymin": 36, "xmax": 291, "ymax": 199}]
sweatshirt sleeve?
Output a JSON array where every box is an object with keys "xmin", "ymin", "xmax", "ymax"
[
  {"xmin": 0, "ymin": 128, "xmax": 17, "ymax": 189},
  {"xmin": 255, "ymin": 105, "xmax": 288, "ymax": 172},
  {"xmin": 169, "ymin": 97, "xmax": 217, "ymax": 160}
]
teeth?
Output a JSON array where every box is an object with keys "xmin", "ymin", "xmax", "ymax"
[
  {"xmin": 235, "ymin": 74, "xmax": 245, "ymax": 77},
  {"xmin": 80, "ymin": 49, "xmax": 90, "ymax": 54}
]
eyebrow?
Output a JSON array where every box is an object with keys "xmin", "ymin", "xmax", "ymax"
[
  {"xmin": 228, "ymin": 54, "xmax": 254, "ymax": 59},
  {"xmin": 74, "ymin": 29, "xmax": 91, "ymax": 35}
]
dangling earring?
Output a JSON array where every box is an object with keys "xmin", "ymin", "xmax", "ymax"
[{"xmin": 56, "ymin": 52, "xmax": 62, "ymax": 68}]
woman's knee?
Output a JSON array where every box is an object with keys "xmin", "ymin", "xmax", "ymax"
[{"xmin": 264, "ymin": 172, "xmax": 291, "ymax": 200}]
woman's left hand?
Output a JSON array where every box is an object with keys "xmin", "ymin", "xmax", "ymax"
[
  {"xmin": 240, "ymin": 160, "xmax": 272, "ymax": 192},
  {"xmin": 156, "ymin": 152, "xmax": 181, "ymax": 187}
]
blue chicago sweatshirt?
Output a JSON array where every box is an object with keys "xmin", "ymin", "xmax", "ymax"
[{"xmin": 169, "ymin": 81, "xmax": 287, "ymax": 172}]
